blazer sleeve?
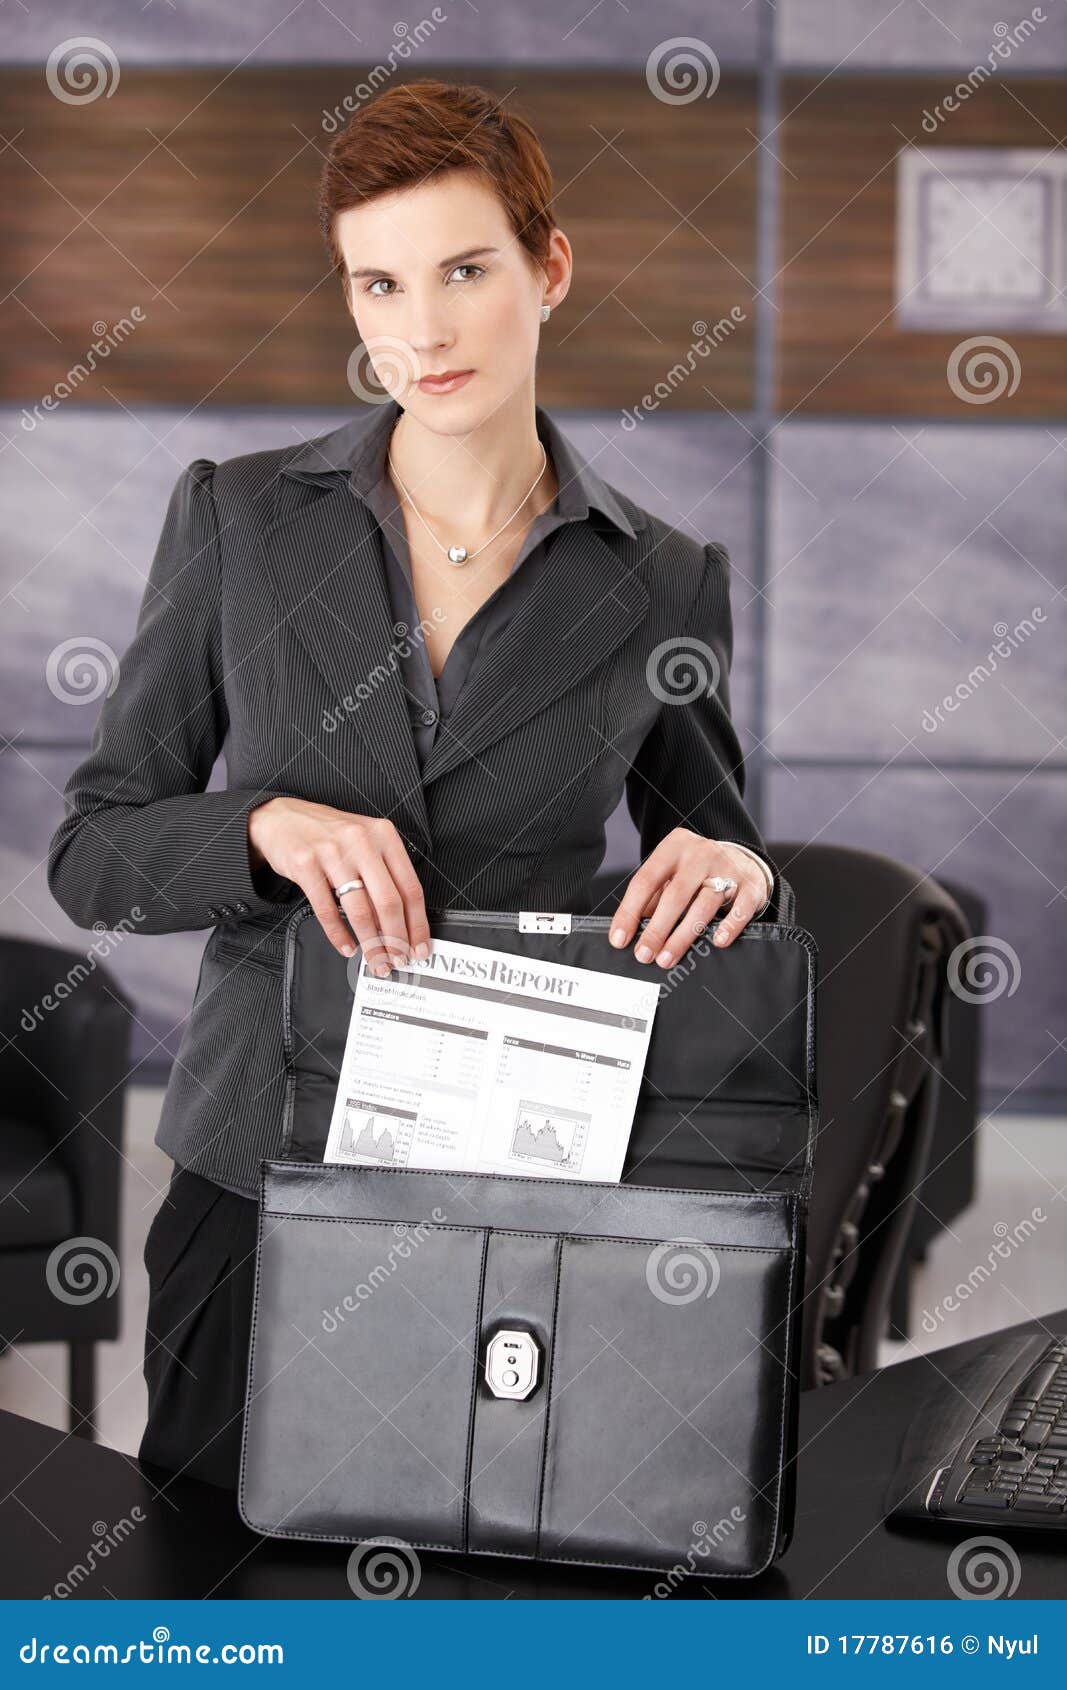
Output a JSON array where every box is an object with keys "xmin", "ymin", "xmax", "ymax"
[
  {"xmin": 47, "ymin": 458, "xmax": 299, "ymax": 935},
  {"xmin": 624, "ymin": 540, "xmax": 779, "ymax": 905}
]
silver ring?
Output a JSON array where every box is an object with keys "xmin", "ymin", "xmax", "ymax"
[
  {"xmin": 333, "ymin": 878, "xmax": 364, "ymax": 899},
  {"xmin": 704, "ymin": 875, "xmax": 738, "ymax": 903}
]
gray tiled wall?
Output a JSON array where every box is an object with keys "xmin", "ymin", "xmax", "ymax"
[
  {"xmin": 778, "ymin": 0, "xmax": 1067, "ymax": 69},
  {"xmin": 0, "ymin": 745, "xmax": 217, "ymax": 1072},
  {"xmin": 1, "ymin": 1, "xmax": 761, "ymax": 66},
  {"xmin": 766, "ymin": 764, "xmax": 1067, "ymax": 1108},
  {"xmin": 21, "ymin": 0, "xmax": 1065, "ymax": 68},
  {"xmin": 766, "ymin": 422, "xmax": 1065, "ymax": 763}
]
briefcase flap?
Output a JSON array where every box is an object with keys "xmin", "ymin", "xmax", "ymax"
[
  {"xmin": 240, "ymin": 1163, "xmax": 802, "ymax": 1577},
  {"xmin": 279, "ymin": 906, "xmax": 818, "ymax": 1194}
]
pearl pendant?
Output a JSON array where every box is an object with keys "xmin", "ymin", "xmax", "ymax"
[{"xmin": 447, "ymin": 545, "xmax": 468, "ymax": 565}]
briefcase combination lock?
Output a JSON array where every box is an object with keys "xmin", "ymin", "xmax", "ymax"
[{"xmin": 485, "ymin": 1329, "xmax": 541, "ymax": 1400}]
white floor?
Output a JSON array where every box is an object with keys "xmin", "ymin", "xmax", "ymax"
[
  {"xmin": 879, "ymin": 1112, "xmax": 1067, "ymax": 1365},
  {"xmin": 2, "ymin": 1090, "xmax": 1065, "ymax": 1460}
]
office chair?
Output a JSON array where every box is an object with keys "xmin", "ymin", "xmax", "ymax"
[
  {"xmin": 886, "ymin": 873, "xmax": 983, "ymax": 1340},
  {"xmin": 763, "ymin": 841, "xmax": 972, "ymax": 1387},
  {"xmin": 0, "ymin": 936, "xmax": 132, "ymax": 1438},
  {"xmin": 588, "ymin": 842, "xmax": 971, "ymax": 1389}
]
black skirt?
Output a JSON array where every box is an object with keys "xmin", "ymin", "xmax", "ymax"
[{"xmin": 138, "ymin": 1164, "xmax": 259, "ymax": 1491}]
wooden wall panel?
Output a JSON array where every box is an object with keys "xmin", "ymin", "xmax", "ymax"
[
  {"xmin": 778, "ymin": 78, "xmax": 1067, "ymax": 416},
  {"xmin": 0, "ymin": 70, "xmax": 757, "ymax": 411}
]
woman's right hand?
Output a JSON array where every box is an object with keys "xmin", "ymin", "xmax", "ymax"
[{"xmin": 247, "ymin": 796, "xmax": 431, "ymax": 975}]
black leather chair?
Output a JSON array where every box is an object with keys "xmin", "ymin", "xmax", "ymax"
[
  {"xmin": 887, "ymin": 874, "xmax": 984, "ymax": 1340},
  {"xmin": 587, "ymin": 841, "xmax": 973, "ymax": 1389},
  {"xmin": 0, "ymin": 936, "xmax": 133, "ymax": 1438},
  {"xmin": 766, "ymin": 843, "xmax": 972, "ymax": 1387}
]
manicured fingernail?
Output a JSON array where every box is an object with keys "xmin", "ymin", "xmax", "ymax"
[
  {"xmin": 341, "ymin": 943, "xmax": 354, "ymax": 958},
  {"xmin": 714, "ymin": 932, "xmax": 728, "ymax": 945},
  {"xmin": 416, "ymin": 941, "xmax": 430, "ymax": 960},
  {"xmin": 610, "ymin": 927, "xmax": 626, "ymax": 947},
  {"xmin": 656, "ymin": 949, "xmax": 673, "ymax": 966},
  {"xmin": 635, "ymin": 944, "xmax": 652, "ymax": 963},
  {"xmin": 374, "ymin": 963, "xmax": 391, "ymax": 977}
]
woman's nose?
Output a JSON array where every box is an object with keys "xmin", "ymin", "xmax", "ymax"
[{"xmin": 404, "ymin": 293, "xmax": 462, "ymax": 356}]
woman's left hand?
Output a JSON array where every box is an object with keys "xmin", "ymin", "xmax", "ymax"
[{"xmin": 608, "ymin": 828, "xmax": 768, "ymax": 967}]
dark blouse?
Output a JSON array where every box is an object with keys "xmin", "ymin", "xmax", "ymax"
[{"xmin": 347, "ymin": 402, "xmax": 639, "ymax": 769}]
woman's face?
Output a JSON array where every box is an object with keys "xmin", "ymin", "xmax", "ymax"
[{"xmin": 335, "ymin": 169, "xmax": 569, "ymax": 432}]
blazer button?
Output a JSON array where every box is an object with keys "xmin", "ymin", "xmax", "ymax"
[{"xmin": 420, "ymin": 708, "xmax": 438, "ymax": 726}]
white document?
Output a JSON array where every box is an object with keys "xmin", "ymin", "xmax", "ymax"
[{"xmin": 322, "ymin": 937, "xmax": 661, "ymax": 1182}]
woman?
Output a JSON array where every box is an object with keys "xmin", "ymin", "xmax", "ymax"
[{"xmin": 47, "ymin": 79, "xmax": 782, "ymax": 1492}]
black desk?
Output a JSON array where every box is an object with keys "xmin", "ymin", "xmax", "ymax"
[{"xmin": 4, "ymin": 1309, "xmax": 1065, "ymax": 1599}]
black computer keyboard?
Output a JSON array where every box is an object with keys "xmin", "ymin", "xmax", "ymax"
[{"xmin": 885, "ymin": 1330, "xmax": 1067, "ymax": 1530}]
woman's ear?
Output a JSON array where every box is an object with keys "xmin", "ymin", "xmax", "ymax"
[{"xmin": 541, "ymin": 226, "xmax": 573, "ymax": 312}]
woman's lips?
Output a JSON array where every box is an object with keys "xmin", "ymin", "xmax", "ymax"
[{"xmin": 417, "ymin": 369, "xmax": 474, "ymax": 394}]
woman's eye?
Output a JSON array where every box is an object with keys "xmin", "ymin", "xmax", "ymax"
[{"xmin": 365, "ymin": 266, "xmax": 484, "ymax": 296}]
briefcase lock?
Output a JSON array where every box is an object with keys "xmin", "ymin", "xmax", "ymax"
[{"xmin": 485, "ymin": 1329, "xmax": 540, "ymax": 1400}]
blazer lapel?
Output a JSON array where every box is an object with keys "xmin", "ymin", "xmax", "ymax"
[
  {"xmin": 262, "ymin": 479, "xmax": 434, "ymax": 852},
  {"xmin": 421, "ymin": 519, "xmax": 651, "ymax": 788}
]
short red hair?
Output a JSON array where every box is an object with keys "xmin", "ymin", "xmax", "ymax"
[{"xmin": 318, "ymin": 79, "xmax": 556, "ymax": 299}]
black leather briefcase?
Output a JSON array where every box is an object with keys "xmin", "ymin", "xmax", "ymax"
[{"xmin": 239, "ymin": 893, "xmax": 818, "ymax": 1582}]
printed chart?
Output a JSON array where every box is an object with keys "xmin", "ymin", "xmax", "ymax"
[
  {"xmin": 509, "ymin": 1101, "xmax": 589, "ymax": 1174},
  {"xmin": 336, "ymin": 1103, "xmax": 413, "ymax": 1168}
]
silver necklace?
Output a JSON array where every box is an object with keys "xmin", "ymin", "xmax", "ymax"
[{"xmin": 388, "ymin": 437, "xmax": 549, "ymax": 567}]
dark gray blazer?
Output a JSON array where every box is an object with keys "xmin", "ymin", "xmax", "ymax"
[{"xmin": 47, "ymin": 418, "xmax": 783, "ymax": 1196}]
